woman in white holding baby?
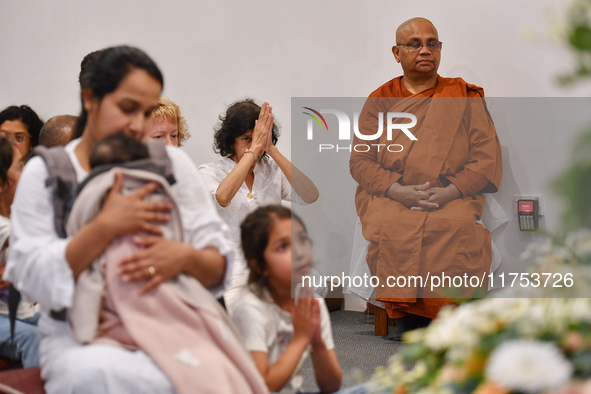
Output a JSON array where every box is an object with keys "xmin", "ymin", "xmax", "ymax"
[{"xmin": 3, "ymin": 45, "xmax": 251, "ymax": 394}]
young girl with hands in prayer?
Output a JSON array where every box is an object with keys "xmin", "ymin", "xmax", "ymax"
[{"xmin": 229, "ymin": 205, "xmax": 342, "ymax": 394}]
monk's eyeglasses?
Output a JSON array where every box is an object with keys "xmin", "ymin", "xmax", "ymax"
[{"xmin": 396, "ymin": 40, "xmax": 443, "ymax": 52}]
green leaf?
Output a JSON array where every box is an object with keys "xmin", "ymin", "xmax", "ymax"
[
  {"xmin": 479, "ymin": 330, "xmax": 514, "ymax": 354},
  {"xmin": 570, "ymin": 25, "xmax": 591, "ymax": 50},
  {"xmin": 446, "ymin": 377, "xmax": 481, "ymax": 394},
  {"xmin": 572, "ymin": 350, "xmax": 591, "ymax": 378},
  {"xmin": 552, "ymin": 128, "xmax": 591, "ymax": 230},
  {"xmin": 399, "ymin": 342, "xmax": 430, "ymax": 362}
]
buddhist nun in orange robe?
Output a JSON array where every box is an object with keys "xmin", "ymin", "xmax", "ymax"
[{"xmin": 349, "ymin": 18, "xmax": 502, "ymax": 321}]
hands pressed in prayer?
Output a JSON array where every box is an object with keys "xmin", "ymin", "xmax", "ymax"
[
  {"xmin": 250, "ymin": 102, "xmax": 274, "ymax": 159},
  {"xmin": 297, "ymin": 286, "xmax": 323, "ymax": 348},
  {"xmin": 253, "ymin": 103, "xmax": 320, "ymax": 204},
  {"xmin": 254, "ymin": 102, "xmax": 282, "ymax": 162},
  {"xmin": 292, "ymin": 295, "xmax": 321, "ymax": 346}
]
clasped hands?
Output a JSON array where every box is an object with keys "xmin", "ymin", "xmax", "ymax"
[{"xmin": 385, "ymin": 181, "xmax": 461, "ymax": 211}]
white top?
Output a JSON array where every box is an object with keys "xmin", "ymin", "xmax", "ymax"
[
  {"xmin": 0, "ymin": 215, "xmax": 38, "ymax": 319},
  {"xmin": 198, "ymin": 157, "xmax": 304, "ymax": 274},
  {"xmin": 0, "ymin": 215, "xmax": 10, "ymax": 248},
  {"xmin": 4, "ymin": 138, "xmax": 234, "ymax": 315},
  {"xmin": 228, "ymin": 287, "xmax": 334, "ymax": 394}
]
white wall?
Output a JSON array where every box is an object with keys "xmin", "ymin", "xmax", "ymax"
[
  {"xmin": 1, "ymin": 0, "xmax": 589, "ymax": 285},
  {"xmin": 1, "ymin": 0, "xmax": 589, "ymax": 164}
]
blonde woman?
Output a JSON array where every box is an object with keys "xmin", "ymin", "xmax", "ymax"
[{"xmin": 145, "ymin": 97, "xmax": 191, "ymax": 147}]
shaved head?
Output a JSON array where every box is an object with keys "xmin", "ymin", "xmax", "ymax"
[
  {"xmin": 38, "ymin": 115, "xmax": 78, "ymax": 147},
  {"xmin": 396, "ymin": 17, "xmax": 438, "ymax": 43},
  {"xmin": 392, "ymin": 17, "xmax": 441, "ymax": 89}
]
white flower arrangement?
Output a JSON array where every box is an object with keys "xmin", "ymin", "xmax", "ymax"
[
  {"xmin": 368, "ymin": 298, "xmax": 591, "ymax": 394},
  {"xmin": 485, "ymin": 340, "xmax": 573, "ymax": 393}
]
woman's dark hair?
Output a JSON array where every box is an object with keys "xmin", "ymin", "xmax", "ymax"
[
  {"xmin": 240, "ymin": 205, "xmax": 306, "ymax": 297},
  {"xmin": 213, "ymin": 99, "xmax": 280, "ymax": 161},
  {"xmin": 0, "ymin": 137, "xmax": 14, "ymax": 186},
  {"xmin": 0, "ymin": 105, "xmax": 44, "ymax": 148},
  {"xmin": 74, "ymin": 45, "xmax": 164, "ymax": 139}
]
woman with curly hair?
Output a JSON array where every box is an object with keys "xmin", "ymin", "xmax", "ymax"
[
  {"xmin": 198, "ymin": 99, "xmax": 319, "ymax": 306},
  {"xmin": 145, "ymin": 97, "xmax": 190, "ymax": 147}
]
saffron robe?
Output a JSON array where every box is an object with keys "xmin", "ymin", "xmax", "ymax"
[{"xmin": 349, "ymin": 76, "xmax": 502, "ymax": 319}]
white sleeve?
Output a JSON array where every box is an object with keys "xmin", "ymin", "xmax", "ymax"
[
  {"xmin": 168, "ymin": 147, "xmax": 234, "ymax": 297},
  {"xmin": 0, "ymin": 217, "xmax": 11, "ymax": 252},
  {"xmin": 197, "ymin": 163, "xmax": 227, "ymax": 209},
  {"xmin": 319, "ymin": 299, "xmax": 335, "ymax": 350},
  {"xmin": 229, "ymin": 295, "xmax": 269, "ymax": 353},
  {"xmin": 4, "ymin": 157, "xmax": 74, "ymax": 311}
]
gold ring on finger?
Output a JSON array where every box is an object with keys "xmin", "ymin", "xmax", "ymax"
[{"xmin": 148, "ymin": 266, "xmax": 156, "ymax": 277}]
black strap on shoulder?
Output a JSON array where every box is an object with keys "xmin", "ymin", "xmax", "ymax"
[
  {"xmin": 31, "ymin": 146, "xmax": 78, "ymax": 239},
  {"xmin": 7, "ymin": 284, "xmax": 21, "ymax": 358}
]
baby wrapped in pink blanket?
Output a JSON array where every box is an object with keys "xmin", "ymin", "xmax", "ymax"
[{"xmin": 66, "ymin": 133, "xmax": 268, "ymax": 394}]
